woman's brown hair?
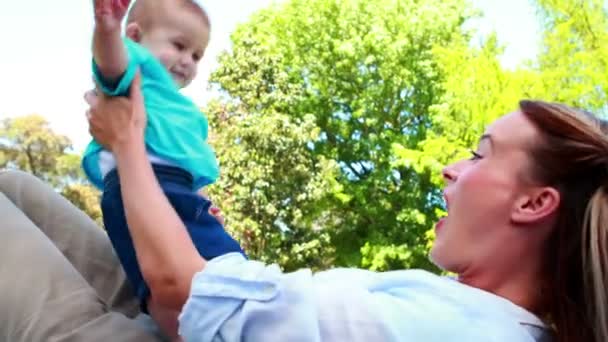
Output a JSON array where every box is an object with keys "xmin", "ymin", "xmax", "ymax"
[{"xmin": 520, "ymin": 100, "xmax": 608, "ymax": 342}]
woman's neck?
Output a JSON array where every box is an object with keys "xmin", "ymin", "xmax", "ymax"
[{"xmin": 458, "ymin": 255, "xmax": 545, "ymax": 315}]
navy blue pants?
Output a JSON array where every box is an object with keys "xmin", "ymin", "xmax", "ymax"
[{"xmin": 101, "ymin": 164, "xmax": 246, "ymax": 312}]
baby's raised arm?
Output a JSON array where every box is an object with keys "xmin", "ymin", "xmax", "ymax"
[{"xmin": 93, "ymin": 0, "xmax": 131, "ymax": 83}]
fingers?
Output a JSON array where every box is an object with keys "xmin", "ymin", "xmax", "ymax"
[
  {"xmin": 87, "ymin": 110, "xmax": 98, "ymax": 136},
  {"xmin": 94, "ymin": 0, "xmax": 110, "ymax": 16},
  {"xmin": 113, "ymin": 0, "xmax": 130, "ymax": 13},
  {"xmin": 86, "ymin": 107, "xmax": 110, "ymax": 150},
  {"xmin": 129, "ymin": 70, "xmax": 147, "ymax": 120},
  {"xmin": 84, "ymin": 89, "xmax": 99, "ymax": 124},
  {"xmin": 130, "ymin": 70, "xmax": 142, "ymax": 100},
  {"xmin": 84, "ymin": 89, "xmax": 99, "ymax": 107}
]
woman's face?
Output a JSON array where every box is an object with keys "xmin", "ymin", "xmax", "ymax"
[{"xmin": 430, "ymin": 110, "xmax": 540, "ymax": 275}]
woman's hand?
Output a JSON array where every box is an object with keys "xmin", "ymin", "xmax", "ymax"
[
  {"xmin": 85, "ymin": 71, "xmax": 205, "ymax": 310},
  {"xmin": 84, "ymin": 71, "xmax": 147, "ymax": 152}
]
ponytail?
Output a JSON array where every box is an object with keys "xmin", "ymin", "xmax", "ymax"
[
  {"xmin": 583, "ymin": 186, "xmax": 608, "ymax": 342},
  {"xmin": 520, "ymin": 100, "xmax": 608, "ymax": 342}
]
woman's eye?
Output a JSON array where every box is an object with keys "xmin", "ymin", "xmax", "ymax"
[{"xmin": 469, "ymin": 150, "xmax": 483, "ymax": 160}]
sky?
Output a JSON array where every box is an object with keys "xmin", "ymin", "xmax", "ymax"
[{"xmin": 0, "ymin": 0, "xmax": 541, "ymax": 152}]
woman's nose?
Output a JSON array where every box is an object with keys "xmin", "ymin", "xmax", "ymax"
[{"xmin": 442, "ymin": 164, "xmax": 458, "ymax": 183}]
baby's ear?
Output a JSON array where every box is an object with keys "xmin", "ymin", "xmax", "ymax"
[{"xmin": 126, "ymin": 23, "xmax": 142, "ymax": 42}]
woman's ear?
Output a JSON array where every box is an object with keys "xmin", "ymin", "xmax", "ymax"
[
  {"xmin": 126, "ymin": 23, "xmax": 142, "ymax": 42},
  {"xmin": 512, "ymin": 186, "xmax": 560, "ymax": 224}
]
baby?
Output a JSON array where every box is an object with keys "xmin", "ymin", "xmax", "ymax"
[{"xmin": 82, "ymin": 0, "xmax": 245, "ymax": 339}]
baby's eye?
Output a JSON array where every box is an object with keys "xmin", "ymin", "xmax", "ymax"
[
  {"xmin": 193, "ymin": 53, "xmax": 202, "ymax": 61},
  {"xmin": 173, "ymin": 41, "xmax": 185, "ymax": 51}
]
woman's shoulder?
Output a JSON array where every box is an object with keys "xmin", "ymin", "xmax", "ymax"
[
  {"xmin": 313, "ymin": 267, "xmax": 454, "ymax": 292},
  {"xmin": 312, "ymin": 268, "xmax": 551, "ymax": 341}
]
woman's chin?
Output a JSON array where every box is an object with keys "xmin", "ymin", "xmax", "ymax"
[
  {"xmin": 429, "ymin": 243, "xmax": 446, "ymax": 268},
  {"xmin": 429, "ymin": 239, "xmax": 459, "ymax": 272}
]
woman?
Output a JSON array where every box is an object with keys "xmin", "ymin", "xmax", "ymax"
[{"xmin": 85, "ymin": 73, "xmax": 607, "ymax": 342}]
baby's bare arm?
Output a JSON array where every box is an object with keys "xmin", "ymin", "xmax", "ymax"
[{"xmin": 93, "ymin": 0, "xmax": 131, "ymax": 82}]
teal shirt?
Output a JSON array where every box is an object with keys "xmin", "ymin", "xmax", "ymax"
[{"xmin": 82, "ymin": 38, "xmax": 219, "ymax": 191}]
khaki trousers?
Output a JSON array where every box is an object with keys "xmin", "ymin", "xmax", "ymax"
[{"xmin": 0, "ymin": 170, "xmax": 164, "ymax": 341}]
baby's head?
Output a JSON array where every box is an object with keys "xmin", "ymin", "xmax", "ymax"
[{"xmin": 125, "ymin": 0, "xmax": 210, "ymax": 88}]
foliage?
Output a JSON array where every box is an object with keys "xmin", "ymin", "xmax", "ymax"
[
  {"xmin": 206, "ymin": 100, "xmax": 343, "ymax": 271},
  {"xmin": 533, "ymin": 0, "xmax": 608, "ymax": 114},
  {"xmin": 208, "ymin": 0, "xmax": 481, "ymax": 271},
  {"xmin": 2, "ymin": 0, "xmax": 606, "ymax": 273},
  {"xmin": 406, "ymin": 0, "xmax": 608, "ymax": 190},
  {"xmin": 207, "ymin": 0, "xmax": 608, "ymax": 271},
  {"xmin": 61, "ymin": 183, "xmax": 103, "ymax": 226},
  {"xmin": 0, "ymin": 115, "xmax": 102, "ymax": 226},
  {"xmin": 0, "ymin": 115, "xmax": 72, "ymax": 184}
]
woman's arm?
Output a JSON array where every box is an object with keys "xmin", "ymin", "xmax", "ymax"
[{"xmin": 86, "ymin": 73, "xmax": 205, "ymax": 310}]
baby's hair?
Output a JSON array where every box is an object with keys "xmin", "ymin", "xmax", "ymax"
[{"xmin": 127, "ymin": 0, "xmax": 211, "ymax": 31}]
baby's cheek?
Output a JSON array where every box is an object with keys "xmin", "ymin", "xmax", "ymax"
[
  {"xmin": 156, "ymin": 50, "xmax": 175, "ymax": 69},
  {"xmin": 189, "ymin": 67, "xmax": 198, "ymax": 79}
]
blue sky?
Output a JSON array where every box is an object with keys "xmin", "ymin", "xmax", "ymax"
[{"xmin": 0, "ymin": 0, "xmax": 540, "ymax": 152}]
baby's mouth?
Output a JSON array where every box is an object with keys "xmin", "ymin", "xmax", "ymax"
[{"xmin": 171, "ymin": 70, "xmax": 187, "ymax": 82}]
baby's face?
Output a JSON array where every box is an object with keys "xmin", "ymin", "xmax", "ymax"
[{"xmin": 138, "ymin": 8, "xmax": 209, "ymax": 88}]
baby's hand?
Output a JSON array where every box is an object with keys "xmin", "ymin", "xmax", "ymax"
[{"xmin": 94, "ymin": 0, "xmax": 131, "ymax": 33}]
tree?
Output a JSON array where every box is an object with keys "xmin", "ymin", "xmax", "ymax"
[
  {"xmin": 533, "ymin": 0, "xmax": 608, "ymax": 114},
  {"xmin": 389, "ymin": 0, "xmax": 608, "ymax": 265},
  {"xmin": 208, "ymin": 0, "xmax": 484, "ymax": 271},
  {"xmin": 4, "ymin": 0, "xmax": 603, "ymax": 273},
  {"xmin": 0, "ymin": 114, "xmax": 102, "ymax": 226},
  {"xmin": 61, "ymin": 184, "xmax": 103, "ymax": 225},
  {"xmin": 206, "ymin": 100, "xmax": 343, "ymax": 271},
  {"xmin": 410, "ymin": 0, "xmax": 608, "ymax": 182},
  {"xmin": 0, "ymin": 115, "xmax": 72, "ymax": 185}
]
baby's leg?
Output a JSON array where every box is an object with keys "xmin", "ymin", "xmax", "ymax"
[
  {"xmin": 101, "ymin": 175, "xmax": 151, "ymax": 310},
  {"xmin": 101, "ymin": 165, "xmax": 245, "ymax": 339},
  {"xmin": 164, "ymin": 185, "xmax": 246, "ymax": 260}
]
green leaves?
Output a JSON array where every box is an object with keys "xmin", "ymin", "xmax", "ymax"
[
  {"xmin": 205, "ymin": 100, "xmax": 342, "ymax": 271},
  {"xmin": 208, "ymin": 0, "xmax": 475, "ymax": 270},
  {"xmin": 207, "ymin": 0, "xmax": 608, "ymax": 272},
  {"xmin": 0, "ymin": 115, "xmax": 72, "ymax": 184},
  {"xmin": 0, "ymin": 115, "xmax": 102, "ymax": 226},
  {"xmin": 5, "ymin": 0, "xmax": 603, "ymax": 273},
  {"xmin": 534, "ymin": 0, "xmax": 608, "ymax": 114}
]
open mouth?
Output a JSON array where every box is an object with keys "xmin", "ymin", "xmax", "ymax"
[
  {"xmin": 171, "ymin": 70, "xmax": 187, "ymax": 82},
  {"xmin": 436, "ymin": 217, "xmax": 446, "ymax": 231},
  {"xmin": 436, "ymin": 192, "xmax": 449, "ymax": 233}
]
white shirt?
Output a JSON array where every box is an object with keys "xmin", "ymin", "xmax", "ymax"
[
  {"xmin": 98, "ymin": 150, "xmax": 176, "ymax": 178},
  {"xmin": 178, "ymin": 253, "xmax": 551, "ymax": 342}
]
